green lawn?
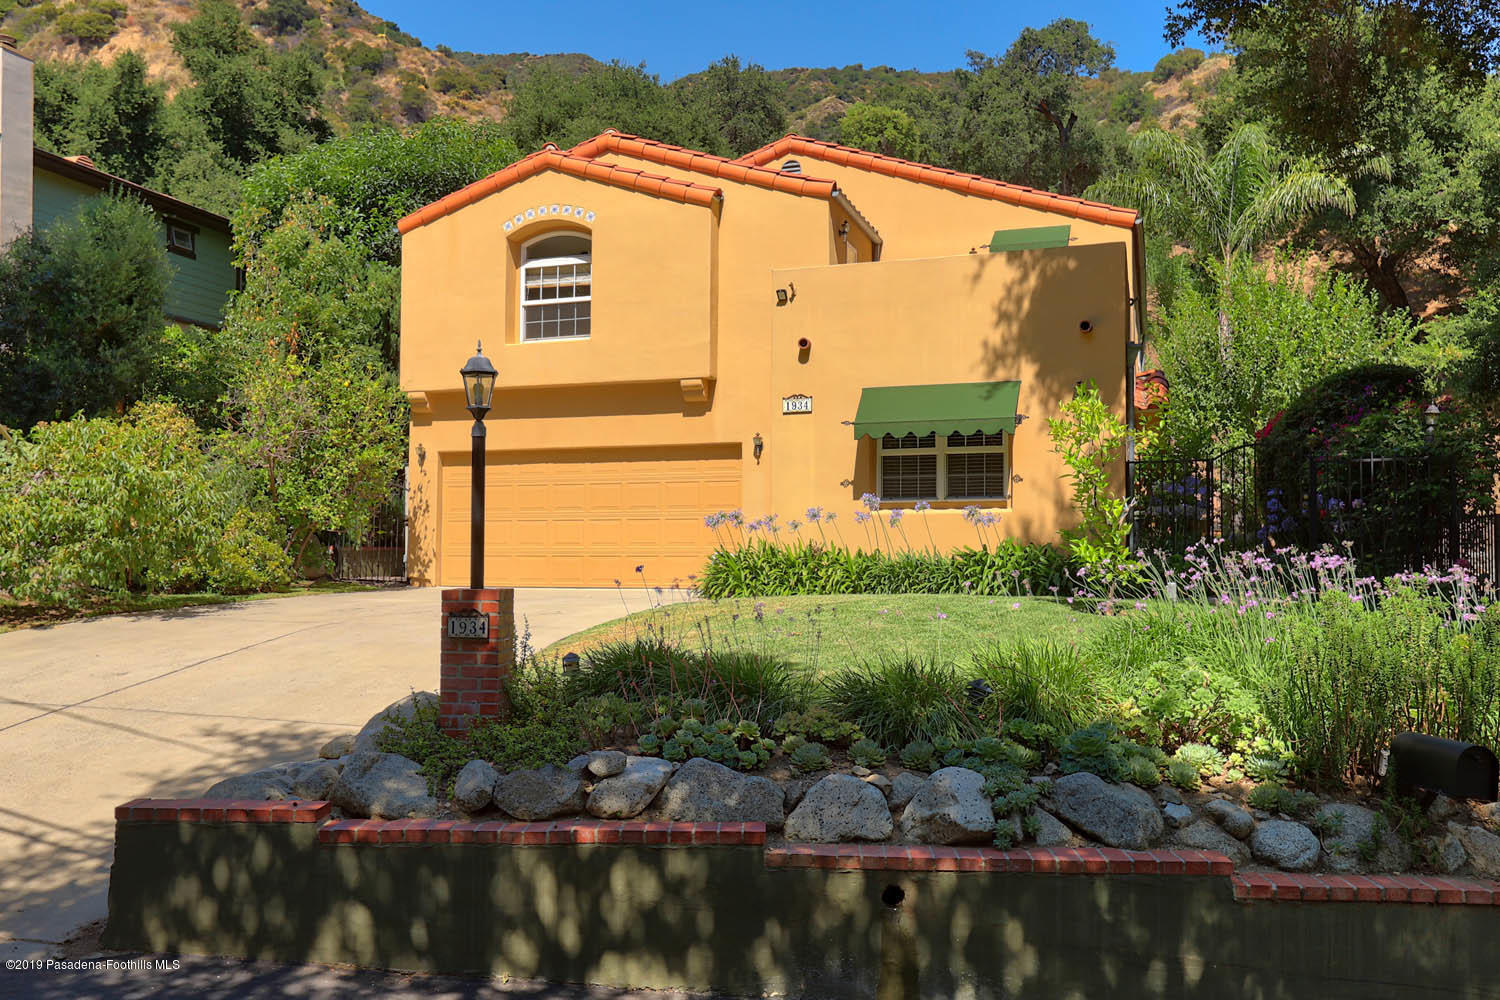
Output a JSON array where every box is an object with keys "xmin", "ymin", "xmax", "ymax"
[
  {"xmin": 542, "ymin": 594, "xmax": 1113, "ymax": 674},
  {"xmin": 0, "ymin": 579, "xmax": 380, "ymax": 634}
]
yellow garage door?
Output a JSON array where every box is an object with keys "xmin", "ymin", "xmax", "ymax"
[{"xmin": 440, "ymin": 445, "xmax": 742, "ymax": 587}]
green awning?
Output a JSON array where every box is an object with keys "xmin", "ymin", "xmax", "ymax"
[
  {"xmin": 989, "ymin": 225, "xmax": 1071, "ymax": 252},
  {"xmin": 852, "ymin": 381, "xmax": 1021, "ymax": 439}
]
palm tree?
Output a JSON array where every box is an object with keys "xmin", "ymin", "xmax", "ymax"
[
  {"xmin": 1088, "ymin": 123, "xmax": 1368, "ymax": 358},
  {"xmin": 1088, "ymin": 123, "xmax": 1361, "ymax": 277}
]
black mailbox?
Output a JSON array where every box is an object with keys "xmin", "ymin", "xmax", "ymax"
[{"xmin": 1389, "ymin": 733, "xmax": 1498, "ymax": 801}]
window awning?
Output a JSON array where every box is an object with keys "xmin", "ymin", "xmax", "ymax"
[
  {"xmin": 989, "ymin": 225, "xmax": 1071, "ymax": 252},
  {"xmin": 852, "ymin": 381, "xmax": 1022, "ymax": 439}
]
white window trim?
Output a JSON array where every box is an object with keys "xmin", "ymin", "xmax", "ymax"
[
  {"xmin": 876, "ymin": 431, "xmax": 1011, "ymax": 501},
  {"xmin": 520, "ymin": 233, "xmax": 592, "ymax": 342}
]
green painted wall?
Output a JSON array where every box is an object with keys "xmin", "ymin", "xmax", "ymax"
[
  {"xmin": 104, "ymin": 821, "xmax": 1500, "ymax": 998},
  {"xmin": 32, "ymin": 167, "xmax": 235, "ymax": 328}
]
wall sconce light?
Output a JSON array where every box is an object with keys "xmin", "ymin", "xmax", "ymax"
[
  {"xmin": 1079, "ymin": 320, "xmax": 1094, "ymax": 334},
  {"xmin": 416, "ymin": 443, "xmax": 427, "ymax": 467},
  {"xmin": 776, "ymin": 288, "xmax": 788, "ymax": 306},
  {"xmin": 775, "ymin": 282, "xmax": 798, "ymax": 306},
  {"xmin": 753, "ymin": 433, "xmax": 764, "ymax": 463}
]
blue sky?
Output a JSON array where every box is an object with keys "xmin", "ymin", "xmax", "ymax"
[{"xmin": 358, "ymin": 1, "xmax": 1212, "ymax": 80}]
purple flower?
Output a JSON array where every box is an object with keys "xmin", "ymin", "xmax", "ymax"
[
  {"xmin": 889, "ymin": 510, "xmax": 904, "ymax": 525},
  {"xmin": 914, "ymin": 500, "xmax": 932, "ymax": 512},
  {"xmin": 854, "ymin": 511, "xmax": 871, "ymax": 524},
  {"xmin": 806, "ymin": 506, "xmax": 823, "ymax": 522},
  {"xmin": 861, "ymin": 492, "xmax": 882, "ymax": 511},
  {"xmin": 1010, "ymin": 602, "xmax": 1021, "ymax": 610},
  {"xmin": 635, "ymin": 565, "xmax": 644, "ymax": 573},
  {"xmin": 825, "ymin": 512, "xmax": 838, "ymax": 523},
  {"xmin": 935, "ymin": 611, "xmax": 948, "ymax": 620}
]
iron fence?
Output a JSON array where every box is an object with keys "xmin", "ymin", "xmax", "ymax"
[
  {"xmin": 1128, "ymin": 443, "xmax": 1498, "ymax": 582},
  {"xmin": 328, "ymin": 471, "xmax": 408, "ymax": 584}
]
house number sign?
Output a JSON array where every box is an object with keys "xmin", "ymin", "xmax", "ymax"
[
  {"xmin": 447, "ymin": 612, "xmax": 489, "ymax": 639},
  {"xmin": 782, "ymin": 394, "xmax": 813, "ymax": 415}
]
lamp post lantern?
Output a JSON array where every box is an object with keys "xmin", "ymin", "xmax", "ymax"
[
  {"xmin": 1424, "ymin": 402, "xmax": 1441, "ymax": 446},
  {"xmin": 461, "ymin": 342, "xmax": 497, "ymax": 590}
]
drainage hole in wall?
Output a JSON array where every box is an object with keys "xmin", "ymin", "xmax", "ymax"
[{"xmin": 881, "ymin": 884, "xmax": 905, "ymax": 908}]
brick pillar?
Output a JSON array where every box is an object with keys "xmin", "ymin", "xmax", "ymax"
[{"xmin": 439, "ymin": 588, "xmax": 515, "ymax": 735}]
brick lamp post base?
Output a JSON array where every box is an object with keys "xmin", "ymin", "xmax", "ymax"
[{"xmin": 439, "ymin": 588, "xmax": 515, "ymax": 735}]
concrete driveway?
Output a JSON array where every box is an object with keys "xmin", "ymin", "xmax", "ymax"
[{"xmin": 0, "ymin": 587, "xmax": 678, "ymax": 963}]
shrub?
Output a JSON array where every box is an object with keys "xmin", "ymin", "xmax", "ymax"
[
  {"xmin": 698, "ymin": 536, "xmax": 1073, "ymax": 599},
  {"xmin": 651, "ymin": 717, "xmax": 775, "ymax": 771},
  {"xmin": 0, "ymin": 403, "xmax": 290, "ymax": 602},
  {"xmin": 1048, "ymin": 381, "xmax": 1142, "ymax": 583},
  {"xmin": 1152, "ymin": 47, "xmax": 1205, "ymax": 81},
  {"xmin": 1122, "ymin": 657, "xmax": 1269, "ymax": 755},
  {"xmin": 773, "ymin": 707, "xmax": 863, "ymax": 747},
  {"xmin": 1173, "ymin": 742, "xmax": 1226, "ymax": 777},
  {"xmin": 1057, "ymin": 722, "xmax": 1161, "ymax": 783},
  {"xmin": 823, "ymin": 655, "xmax": 980, "ymax": 746},
  {"xmin": 1126, "ymin": 754, "xmax": 1163, "ymax": 788},
  {"xmin": 972, "ymin": 638, "xmax": 1112, "ymax": 735},
  {"xmin": 1246, "ymin": 782, "xmax": 1319, "ymax": 818},
  {"xmin": 899, "ymin": 739, "xmax": 938, "ymax": 771},
  {"xmin": 569, "ymin": 638, "xmax": 810, "ymax": 729}
]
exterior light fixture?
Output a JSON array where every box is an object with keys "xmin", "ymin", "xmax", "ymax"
[
  {"xmin": 460, "ymin": 342, "xmax": 498, "ymax": 590},
  {"xmin": 1424, "ymin": 402, "xmax": 1441, "ymax": 445},
  {"xmin": 753, "ymin": 433, "xmax": 764, "ymax": 463},
  {"xmin": 776, "ymin": 288, "xmax": 788, "ymax": 306}
]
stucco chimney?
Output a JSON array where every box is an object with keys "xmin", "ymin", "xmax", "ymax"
[{"xmin": 0, "ymin": 34, "xmax": 34, "ymax": 248}]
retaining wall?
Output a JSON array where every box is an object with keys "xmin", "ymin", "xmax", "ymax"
[{"xmin": 102, "ymin": 799, "xmax": 1500, "ymax": 999}]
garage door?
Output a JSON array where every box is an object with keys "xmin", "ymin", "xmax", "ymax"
[{"xmin": 439, "ymin": 445, "xmax": 742, "ymax": 587}]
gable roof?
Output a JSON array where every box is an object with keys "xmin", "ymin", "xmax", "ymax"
[
  {"xmin": 569, "ymin": 130, "xmax": 840, "ymax": 200},
  {"xmin": 397, "ymin": 145, "xmax": 724, "ymax": 235},
  {"xmin": 737, "ymin": 135, "xmax": 1139, "ymax": 230},
  {"xmin": 34, "ymin": 147, "xmax": 230, "ymax": 233}
]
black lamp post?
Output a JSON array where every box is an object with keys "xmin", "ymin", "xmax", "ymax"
[
  {"xmin": 461, "ymin": 342, "xmax": 497, "ymax": 590},
  {"xmin": 1424, "ymin": 402, "xmax": 1441, "ymax": 446}
]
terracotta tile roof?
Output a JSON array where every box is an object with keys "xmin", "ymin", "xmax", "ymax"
[
  {"xmin": 737, "ymin": 135, "xmax": 1140, "ymax": 230},
  {"xmin": 1135, "ymin": 369, "xmax": 1168, "ymax": 410},
  {"xmin": 569, "ymin": 130, "xmax": 840, "ymax": 200},
  {"xmin": 397, "ymin": 145, "xmax": 723, "ymax": 235}
]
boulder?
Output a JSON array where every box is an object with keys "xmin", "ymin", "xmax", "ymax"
[
  {"xmin": 352, "ymin": 691, "xmax": 438, "ymax": 755},
  {"xmin": 493, "ymin": 765, "xmax": 587, "ymax": 820},
  {"xmin": 1046, "ymin": 772, "xmax": 1164, "ymax": 850},
  {"xmin": 1029, "ymin": 808, "xmax": 1072, "ymax": 847},
  {"xmin": 1450, "ymin": 822, "xmax": 1500, "ymax": 878},
  {"xmin": 1203, "ymin": 799, "xmax": 1255, "ymax": 840},
  {"xmin": 1427, "ymin": 793, "xmax": 1461, "ymax": 824},
  {"xmin": 564, "ymin": 754, "xmax": 592, "ymax": 776},
  {"xmin": 1250, "ymin": 820, "xmax": 1321, "ymax": 871},
  {"xmin": 655, "ymin": 758, "xmax": 785, "ymax": 828},
  {"xmin": 1174, "ymin": 819, "xmax": 1251, "ymax": 867},
  {"xmin": 586, "ymin": 751, "xmax": 628, "ymax": 779},
  {"xmin": 1427, "ymin": 830, "xmax": 1468, "ymax": 875},
  {"xmin": 785, "ymin": 775, "xmax": 893, "ymax": 842},
  {"xmin": 279, "ymin": 760, "xmax": 342, "ymax": 799},
  {"xmin": 1315, "ymin": 803, "xmax": 1410, "ymax": 873},
  {"xmin": 1155, "ymin": 784, "xmax": 1183, "ymax": 805},
  {"xmin": 319, "ymin": 734, "xmax": 356, "ymax": 759},
  {"xmin": 898, "ymin": 767, "xmax": 994, "ymax": 845},
  {"xmin": 888, "ymin": 772, "xmax": 926, "ymax": 811},
  {"xmin": 1163, "ymin": 803, "xmax": 1193, "ymax": 829},
  {"xmin": 863, "ymin": 773, "xmax": 893, "ymax": 799},
  {"xmin": 327, "ymin": 752, "xmax": 439, "ymax": 819},
  {"xmin": 205, "ymin": 770, "xmax": 292, "ymax": 801},
  {"xmin": 453, "ymin": 759, "xmax": 499, "ymax": 812},
  {"xmin": 783, "ymin": 777, "xmax": 818, "ymax": 810},
  {"xmin": 587, "ymin": 757, "xmax": 675, "ymax": 819}
]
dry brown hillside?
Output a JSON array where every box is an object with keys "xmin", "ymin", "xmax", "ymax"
[
  {"xmin": 0, "ymin": 0, "xmax": 515, "ymax": 127},
  {"xmin": 1145, "ymin": 52, "xmax": 1233, "ymax": 132}
]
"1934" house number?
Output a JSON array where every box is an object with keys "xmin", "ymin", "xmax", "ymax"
[{"xmin": 781, "ymin": 394, "xmax": 812, "ymax": 414}]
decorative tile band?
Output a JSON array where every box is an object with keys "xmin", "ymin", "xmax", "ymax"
[
  {"xmin": 317, "ymin": 818, "xmax": 767, "ymax": 846},
  {"xmin": 764, "ymin": 844, "xmax": 1232, "ymax": 875},
  {"xmin": 109, "ymin": 800, "xmax": 1500, "ymax": 905},
  {"xmin": 114, "ymin": 798, "xmax": 331, "ymax": 823},
  {"xmin": 1232, "ymin": 872, "xmax": 1500, "ymax": 905}
]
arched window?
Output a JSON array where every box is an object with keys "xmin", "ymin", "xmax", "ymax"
[{"xmin": 521, "ymin": 232, "xmax": 591, "ymax": 340}]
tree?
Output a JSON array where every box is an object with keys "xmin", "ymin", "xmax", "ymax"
[
  {"xmin": 674, "ymin": 55, "xmax": 787, "ymax": 157},
  {"xmin": 951, "ymin": 20, "xmax": 1121, "ymax": 195},
  {"xmin": 838, "ymin": 104, "xmax": 928, "ymax": 160},
  {"xmin": 250, "ymin": 0, "xmax": 316, "ymax": 33},
  {"xmin": 32, "ymin": 53, "xmax": 171, "ymax": 185},
  {"xmin": 236, "ymin": 117, "xmax": 520, "ymax": 267},
  {"xmin": 0, "ymin": 195, "xmax": 172, "ymax": 428},
  {"xmin": 1087, "ymin": 123, "xmax": 1356, "ymax": 284},
  {"xmin": 504, "ymin": 61, "xmax": 720, "ymax": 154}
]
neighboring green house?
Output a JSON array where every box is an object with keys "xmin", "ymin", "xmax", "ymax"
[{"xmin": 1, "ymin": 35, "xmax": 237, "ymax": 329}]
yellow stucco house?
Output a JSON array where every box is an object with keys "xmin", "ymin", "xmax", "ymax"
[{"xmin": 398, "ymin": 130, "xmax": 1144, "ymax": 588}]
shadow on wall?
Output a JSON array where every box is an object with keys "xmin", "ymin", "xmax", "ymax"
[{"xmin": 102, "ymin": 823, "xmax": 1500, "ymax": 998}]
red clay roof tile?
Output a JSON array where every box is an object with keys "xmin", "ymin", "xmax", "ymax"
[
  {"xmin": 568, "ymin": 130, "xmax": 839, "ymax": 200},
  {"xmin": 396, "ymin": 147, "xmax": 722, "ymax": 234},
  {"xmin": 736, "ymin": 134, "xmax": 1140, "ymax": 230}
]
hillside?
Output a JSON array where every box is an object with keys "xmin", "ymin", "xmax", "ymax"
[{"xmin": 0, "ymin": 1, "xmax": 1224, "ymax": 139}]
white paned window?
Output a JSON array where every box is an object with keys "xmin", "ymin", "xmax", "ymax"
[
  {"xmin": 876, "ymin": 431, "xmax": 1010, "ymax": 501},
  {"xmin": 521, "ymin": 232, "xmax": 591, "ymax": 341}
]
